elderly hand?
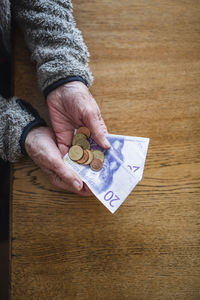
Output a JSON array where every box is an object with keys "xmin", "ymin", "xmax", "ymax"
[
  {"xmin": 46, "ymin": 81, "xmax": 110, "ymax": 156},
  {"xmin": 25, "ymin": 126, "xmax": 92, "ymax": 195}
]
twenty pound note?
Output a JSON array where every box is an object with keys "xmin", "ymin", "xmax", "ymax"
[{"xmin": 63, "ymin": 134, "xmax": 149, "ymax": 213}]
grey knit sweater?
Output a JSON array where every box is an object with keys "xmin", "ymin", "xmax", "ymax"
[{"xmin": 0, "ymin": 0, "xmax": 93, "ymax": 162}]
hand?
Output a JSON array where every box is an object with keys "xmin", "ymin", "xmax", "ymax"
[
  {"xmin": 46, "ymin": 81, "xmax": 110, "ymax": 156},
  {"xmin": 25, "ymin": 126, "xmax": 92, "ymax": 195}
]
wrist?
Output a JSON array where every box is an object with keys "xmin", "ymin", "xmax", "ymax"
[
  {"xmin": 25, "ymin": 126, "xmax": 50, "ymax": 155},
  {"xmin": 21, "ymin": 120, "xmax": 47, "ymax": 155},
  {"xmin": 43, "ymin": 76, "xmax": 88, "ymax": 98},
  {"xmin": 16, "ymin": 99, "xmax": 47, "ymax": 155}
]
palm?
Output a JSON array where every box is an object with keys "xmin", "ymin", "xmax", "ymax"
[
  {"xmin": 47, "ymin": 81, "xmax": 109, "ymax": 156},
  {"xmin": 25, "ymin": 126, "xmax": 92, "ymax": 195}
]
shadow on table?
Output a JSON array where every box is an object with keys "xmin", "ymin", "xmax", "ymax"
[
  {"xmin": 0, "ymin": 240, "xmax": 9, "ymax": 300},
  {"xmin": 0, "ymin": 56, "xmax": 11, "ymax": 300}
]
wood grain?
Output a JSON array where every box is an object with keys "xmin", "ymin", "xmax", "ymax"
[{"xmin": 11, "ymin": 1, "xmax": 200, "ymax": 299}]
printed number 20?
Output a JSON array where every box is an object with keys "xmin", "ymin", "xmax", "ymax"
[{"xmin": 104, "ymin": 191, "xmax": 120, "ymax": 207}]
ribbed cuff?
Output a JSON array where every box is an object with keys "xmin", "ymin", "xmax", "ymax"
[
  {"xmin": 19, "ymin": 119, "xmax": 46, "ymax": 155},
  {"xmin": 16, "ymin": 99, "xmax": 42, "ymax": 118},
  {"xmin": 43, "ymin": 76, "xmax": 88, "ymax": 98},
  {"xmin": 16, "ymin": 99, "xmax": 47, "ymax": 155}
]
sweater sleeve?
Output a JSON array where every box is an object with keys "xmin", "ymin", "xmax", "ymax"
[
  {"xmin": 13, "ymin": 0, "xmax": 93, "ymax": 94},
  {"xmin": 0, "ymin": 95, "xmax": 46, "ymax": 162}
]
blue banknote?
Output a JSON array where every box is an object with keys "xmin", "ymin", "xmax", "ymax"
[
  {"xmin": 63, "ymin": 134, "xmax": 149, "ymax": 213},
  {"xmin": 106, "ymin": 134, "xmax": 149, "ymax": 181}
]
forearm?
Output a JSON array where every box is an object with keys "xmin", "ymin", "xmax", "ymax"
[
  {"xmin": 0, "ymin": 95, "xmax": 46, "ymax": 162},
  {"xmin": 13, "ymin": 0, "xmax": 93, "ymax": 94}
]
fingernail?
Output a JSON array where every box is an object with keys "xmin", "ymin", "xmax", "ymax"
[
  {"xmin": 104, "ymin": 138, "xmax": 111, "ymax": 148},
  {"xmin": 73, "ymin": 180, "xmax": 82, "ymax": 191}
]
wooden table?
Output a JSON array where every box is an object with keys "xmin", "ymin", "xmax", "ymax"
[{"xmin": 11, "ymin": 1, "xmax": 200, "ymax": 299}]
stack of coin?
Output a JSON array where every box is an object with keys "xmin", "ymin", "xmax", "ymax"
[{"xmin": 68, "ymin": 127, "xmax": 105, "ymax": 171}]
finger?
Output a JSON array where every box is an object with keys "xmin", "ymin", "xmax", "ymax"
[
  {"xmin": 56, "ymin": 161, "xmax": 83, "ymax": 191},
  {"xmin": 42, "ymin": 167, "xmax": 91, "ymax": 196},
  {"xmin": 45, "ymin": 156, "xmax": 83, "ymax": 192},
  {"xmin": 47, "ymin": 99, "xmax": 75, "ymax": 155},
  {"xmin": 53, "ymin": 164, "xmax": 93, "ymax": 196},
  {"xmin": 84, "ymin": 109, "xmax": 110, "ymax": 149},
  {"xmin": 55, "ymin": 129, "xmax": 74, "ymax": 156},
  {"xmin": 58, "ymin": 143, "xmax": 69, "ymax": 157},
  {"xmin": 82, "ymin": 183, "xmax": 93, "ymax": 196},
  {"xmin": 77, "ymin": 187, "xmax": 93, "ymax": 197}
]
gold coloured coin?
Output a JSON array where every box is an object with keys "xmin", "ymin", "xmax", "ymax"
[
  {"xmin": 90, "ymin": 158, "xmax": 103, "ymax": 171},
  {"xmin": 75, "ymin": 138, "xmax": 91, "ymax": 150},
  {"xmin": 83, "ymin": 150, "xmax": 94, "ymax": 165},
  {"xmin": 92, "ymin": 150, "xmax": 104, "ymax": 162},
  {"xmin": 68, "ymin": 145, "xmax": 83, "ymax": 161},
  {"xmin": 77, "ymin": 127, "xmax": 91, "ymax": 138},
  {"xmin": 72, "ymin": 133, "xmax": 87, "ymax": 146},
  {"xmin": 77, "ymin": 150, "xmax": 89, "ymax": 164}
]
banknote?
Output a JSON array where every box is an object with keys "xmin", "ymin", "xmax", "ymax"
[
  {"xmin": 63, "ymin": 134, "xmax": 149, "ymax": 213},
  {"xmin": 87, "ymin": 133, "xmax": 149, "ymax": 182},
  {"xmin": 106, "ymin": 134, "xmax": 149, "ymax": 181}
]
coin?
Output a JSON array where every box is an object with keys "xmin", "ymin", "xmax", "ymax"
[
  {"xmin": 83, "ymin": 150, "xmax": 94, "ymax": 165},
  {"xmin": 92, "ymin": 150, "xmax": 104, "ymax": 162},
  {"xmin": 75, "ymin": 138, "xmax": 91, "ymax": 150},
  {"xmin": 90, "ymin": 158, "xmax": 103, "ymax": 171},
  {"xmin": 72, "ymin": 133, "xmax": 87, "ymax": 146},
  {"xmin": 77, "ymin": 149, "xmax": 89, "ymax": 164},
  {"xmin": 77, "ymin": 126, "xmax": 91, "ymax": 138},
  {"xmin": 68, "ymin": 145, "xmax": 83, "ymax": 161}
]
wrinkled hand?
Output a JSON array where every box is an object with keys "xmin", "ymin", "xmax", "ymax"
[
  {"xmin": 46, "ymin": 81, "xmax": 110, "ymax": 156},
  {"xmin": 25, "ymin": 126, "xmax": 92, "ymax": 195}
]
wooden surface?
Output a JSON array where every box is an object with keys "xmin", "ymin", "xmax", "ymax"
[{"xmin": 11, "ymin": 1, "xmax": 200, "ymax": 299}]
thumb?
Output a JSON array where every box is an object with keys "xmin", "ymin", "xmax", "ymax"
[
  {"xmin": 54, "ymin": 129, "xmax": 74, "ymax": 157},
  {"xmin": 84, "ymin": 111, "xmax": 110, "ymax": 149},
  {"xmin": 53, "ymin": 157, "xmax": 83, "ymax": 192},
  {"xmin": 58, "ymin": 143, "xmax": 69, "ymax": 157}
]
